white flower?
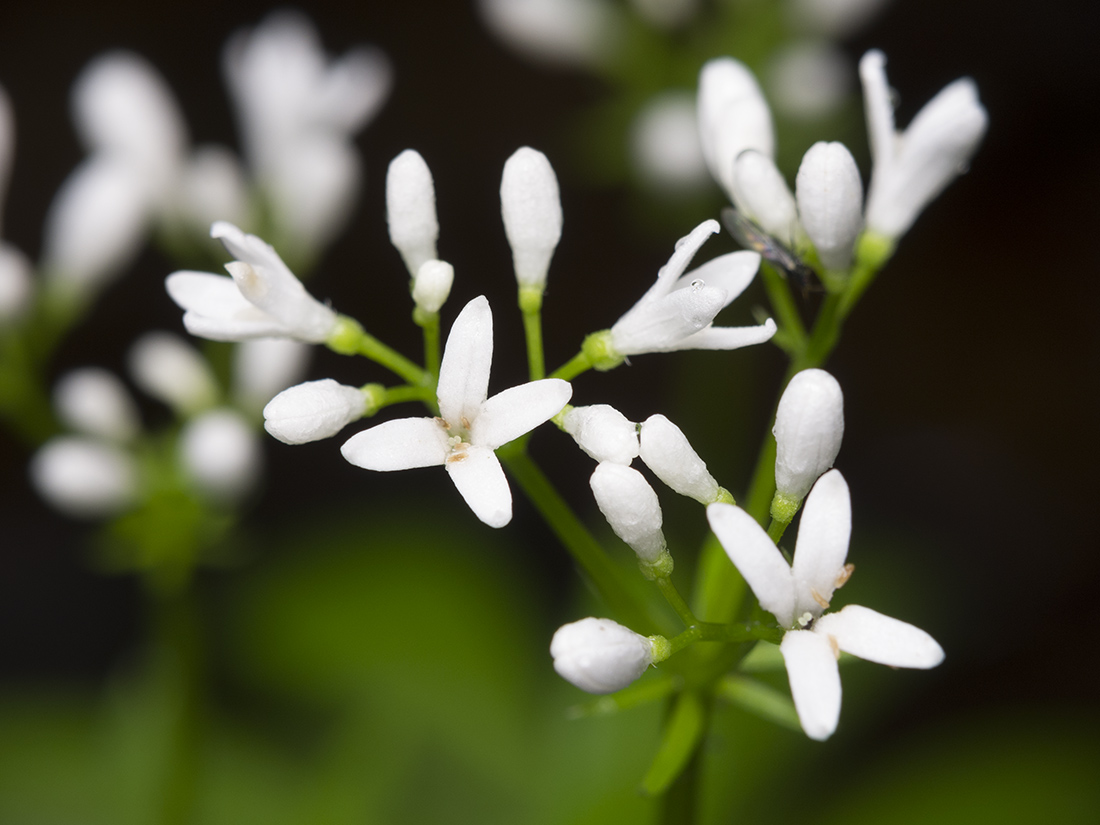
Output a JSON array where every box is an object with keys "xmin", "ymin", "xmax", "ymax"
[
  {"xmin": 788, "ymin": 0, "xmax": 892, "ymax": 39},
  {"xmin": 386, "ymin": 149, "xmax": 439, "ymax": 277},
  {"xmin": 264, "ymin": 379, "xmax": 367, "ymax": 445},
  {"xmin": 589, "ymin": 462, "xmax": 667, "ymax": 564},
  {"xmin": 707, "ymin": 470, "xmax": 944, "ymax": 740},
  {"xmin": 765, "ymin": 42, "xmax": 850, "ymax": 121},
  {"xmin": 629, "ymin": 92, "xmax": 710, "ymax": 193},
  {"xmin": 639, "ymin": 414, "xmax": 721, "ymax": 504},
  {"xmin": 773, "ymin": 368, "xmax": 844, "ymax": 507},
  {"xmin": 697, "ymin": 58, "xmax": 775, "ymax": 202},
  {"xmin": 30, "ymin": 436, "xmax": 138, "ymax": 518},
  {"xmin": 729, "ymin": 151, "xmax": 800, "ymax": 241},
  {"xmin": 128, "ymin": 331, "xmax": 219, "ymax": 416},
  {"xmin": 478, "ymin": 0, "xmax": 622, "ymax": 68},
  {"xmin": 174, "ymin": 144, "xmax": 252, "ymax": 232},
  {"xmin": 54, "ymin": 368, "xmax": 141, "ymax": 443},
  {"xmin": 550, "ymin": 617, "xmax": 655, "ymax": 694},
  {"xmin": 860, "ymin": 49, "xmax": 988, "ymax": 239},
  {"xmin": 608, "ymin": 220, "xmax": 775, "ymax": 357},
  {"xmin": 179, "ymin": 408, "xmax": 262, "ymax": 500},
  {"xmin": 561, "ymin": 404, "xmax": 639, "ymax": 465},
  {"xmin": 412, "ymin": 260, "xmax": 454, "ymax": 314},
  {"xmin": 232, "ymin": 337, "xmax": 311, "ymax": 413},
  {"xmin": 795, "ymin": 142, "xmax": 863, "ymax": 272},
  {"xmin": 500, "ymin": 147, "xmax": 562, "ymax": 291},
  {"xmin": 165, "ymin": 222, "xmax": 338, "ymax": 343},
  {"xmin": 0, "ymin": 242, "xmax": 32, "ymax": 323},
  {"xmin": 341, "ymin": 296, "xmax": 572, "ymax": 528}
]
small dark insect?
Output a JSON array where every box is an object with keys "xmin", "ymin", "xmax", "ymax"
[{"xmin": 720, "ymin": 207, "xmax": 821, "ymax": 297}]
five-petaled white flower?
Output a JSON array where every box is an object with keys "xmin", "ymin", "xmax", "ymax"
[
  {"xmin": 707, "ymin": 469, "xmax": 943, "ymax": 740},
  {"xmin": 165, "ymin": 221, "xmax": 338, "ymax": 343},
  {"xmin": 341, "ymin": 295, "xmax": 571, "ymax": 528}
]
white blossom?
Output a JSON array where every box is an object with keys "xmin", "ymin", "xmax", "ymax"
[
  {"xmin": 179, "ymin": 408, "xmax": 262, "ymax": 500},
  {"xmin": 386, "ymin": 149, "xmax": 439, "ymax": 277},
  {"xmin": 478, "ymin": 0, "xmax": 622, "ymax": 68},
  {"xmin": 787, "ymin": 0, "xmax": 892, "ymax": 39},
  {"xmin": 729, "ymin": 151, "xmax": 800, "ymax": 242},
  {"xmin": 500, "ymin": 147, "xmax": 562, "ymax": 290},
  {"xmin": 629, "ymin": 92, "xmax": 710, "ymax": 193},
  {"xmin": 232, "ymin": 337, "xmax": 311, "ymax": 413},
  {"xmin": 264, "ymin": 379, "xmax": 367, "ymax": 445},
  {"xmin": 0, "ymin": 242, "xmax": 32, "ymax": 323},
  {"xmin": 795, "ymin": 142, "xmax": 863, "ymax": 272},
  {"xmin": 561, "ymin": 404, "xmax": 639, "ymax": 465},
  {"xmin": 765, "ymin": 41, "xmax": 850, "ymax": 121},
  {"xmin": 773, "ymin": 368, "xmax": 844, "ymax": 505},
  {"xmin": 589, "ymin": 462, "xmax": 666, "ymax": 563},
  {"xmin": 608, "ymin": 220, "xmax": 775, "ymax": 356},
  {"xmin": 707, "ymin": 470, "xmax": 943, "ymax": 740},
  {"xmin": 860, "ymin": 50, "xmax": 988, "ymax": 239},
  {"xmin": 550, "ymin": 617, "xmax": 655, "ymax": 694},
  {"xmin": 341, "ymin": 296, "xmax": 571, "ymax": 528},
  {"xmin": 30, "ymin": 437, "xmax": 138, "ymax": 518},
  {"xmin": 53, "ymin": 368, "xmax": 141, "ymax": 443},
  {"xmin": 639, "ymin": 414, "xmax": 721, "ymax": 504},
  {"xmin": 412, "ymin": 260, "xmax": 454, "ymax": 314},
  {"xmin": 165, "ymin": 222, "xmax": 338, "ymax": 343},
  {"xmin": 175, "ymin": 144, "xmax": 252, "ymax": 232},
  {"xmin": 128, "ymin": 331, "xmax": 218, "ymax": 416},
  {"xmin": 697, "ymin": 58, "xmax": 775, "ymax": 202}
]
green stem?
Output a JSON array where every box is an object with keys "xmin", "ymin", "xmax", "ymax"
[
  {"xmin": 766, "ymin": 518, "xmax": 789, "ymax": 544},
  {"xmin": 355, "ymin": 330, "xmax": 428, "ymax": 387},
  {"xmin": 500, "ymin": 446, "xmax": 661, "ymax": 634},
  {"xmin": 760, "ymin": 263, "xmax": 808, "ymax": 350},
  {"xmin": 522, "ymin": 307, "xmax": 545, "ymax": 380},
  {"xmin": 656, "ymin": 576, "xmax": 697, "ymax": 627},
  {"xmin": 548, "ymin": 350, "xmax": 592, "ymax": 382},
  {"xmin": 419, "ymin": 311, "xmax": 441, "ymax": 385}
]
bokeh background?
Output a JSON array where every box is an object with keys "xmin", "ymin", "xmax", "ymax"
[{"xmin": 1, "ymin": 0, "xmax": 1098, "ymax": 822}]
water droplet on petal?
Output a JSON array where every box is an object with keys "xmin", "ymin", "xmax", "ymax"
[{"xmin": 690, "ymin": 279, "xmax": 705, "ymax": 292}]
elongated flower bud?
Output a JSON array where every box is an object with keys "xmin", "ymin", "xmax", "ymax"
[
  {"xmin": 0, "ymin": 243, "xmax": 32, "ymax": 323},
  {"xmin": 501, "ymin": 147, "xmax": 562, "ymax": 290},
  {"xmin": 731, "ymin": 151, "xmax": 799, "ymax": 240},
  {"xmin": 386, "ymin": 149, "xmax": 439, "ymax": 277},
  {"xmin": 179, "ymin": 409, "xmax": 261, "ymax": 500},
  {"xmin": 773, "ymin": 369, "xmax": 844, "ymax": 517},
  {"xmin": 550, "ymin": 617, "xmax": 656, "ymax": 694},
  {"xmin": 233, "ymin": 338, "xmax": 311, "ymax": 413},
  {"xmin": 795, "ymin": 141, "xmax": 863, "ymax": 272},
  {"xmin": 561, "ymin": 404, "xmax": 639, "ymax": 465},
  {"xmin": 264, "ymin": 379, "xmax": 368, "ymax": 444},
  {"xmin": 639, "ymin": 414, "xmax": 722, "ymax": 503},
  {"xmin": 412, "ymin": 259, "xmax": 454, "ymax": 314},
  {"xmin": 128, "ymin": 331, "xmax": 219, "ymax": 416},
  {"xmin": 54, "ymin": 368, "xmax": 141, "ymax": 443},
  {"xmin": 30, "ymin": 437, "xmax": 137, "ymax": 518},
  {"xmin": 589, "ymin": 462, "xmax": 667, "ymax": 567},
  {"xmin": 697, "ymin": 58, "xmax": 774, "ymax": 201}
]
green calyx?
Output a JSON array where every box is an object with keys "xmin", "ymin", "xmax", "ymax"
[
  {"xmin": 326, "ymin": 315, "xmax": 366, "ymax": 355},
  {"xmin": 769, "ymin": 491, "xmax": 801, "ymax": 525},
  {"xmin": 581, "ymin": 330, "xmax": 624, "ymax": 372}
]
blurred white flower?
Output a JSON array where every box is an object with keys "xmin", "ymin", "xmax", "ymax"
[
  {"xmin": 708, "ymin": 470, "xmax": 943, "ymax": 740},
  {"xmin": 174, "ymin": 144, "xmax": 252, "ymax": 233},
  {"xmin": 787, "ymin": 0, "xmax": 892, "ymax": 39},
  {"xmin": 263, "ymin": 378, "xmax": 367, "ymax": 445},
  {"xmin": 53, "ymin": 368, "xmax": 141, "ymax": 443},
  {"xmin": 500, "ymin": 147, "xmax": 562, "ymax": 291},
  {"xmin": 233, "ymin": 337, "xmax": 311, "ymax": 413},
  {"xmin": 765, "ymin": 41, "xmax": 851, "ymax": 121},
  {"xmin": 629, "ymin": 92, "xmax": 710, "ymax": 194},
  {"xmin": 30, "ymin": 436, "xmax": 138, "ymax": 518},
  {"xmin": 551, "ymin": 617, "xmax": 656, "ymax": 694},
  {"xmin": 386, "ymin": 149, "xmax": 439, "ymax": 278},
  {"xmin": 179, "ymin": 408, "xmax": 262, "ymax": 500},
  {"xmin": 0, "ymin": 242, "xmax": 32, "ymax": 323},
  {"xmin": 128, "ymin": 331, "xmax": 219, "ymax": 416},
  {"xmin": 341, "ymin": 296, "xmax": 571, "ymax": 528},
  {"xmin": 478, "ymin": 0, "xmax": 622, "ymax": 68}
]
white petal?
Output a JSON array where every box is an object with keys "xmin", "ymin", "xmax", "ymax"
[
  {"xmin": 730, "ymin": 151, "xmax": 800, "ymax": 240},
  {"xmin": 386, "ymin": 149, "xmax": 439, "ymax": 276},
  {"xmin": 639, "ymin": 414, "xmax": 719, "ymax": 503},
  {"xmin": 54, "ymin": 368, "xmax": 141, "ymax": 442},
  {"xmin": 697, "ymin": 58, "xmax": 775, "ymax": 199},
  {"xmin": 30, "ymin": 437, "xmax": 138, "ymax": 518},
  {"xmin": 477, "ymin": 0, "xmax": 621, "ymax": 69},
  {"xmin": 858, "ymin": 50, "xmax": 895, "ymax": 171},
  {"xmin": 473, "ymin": 378, "xmax": 572, "ymax": 449},
  {"xmin": 412, "ymin": 259, "xmax": 454, "ymax": 314},
  {"xmin": 500, "ymin": 146, "xmax": 562, "ymax": 289},
  {"xmin": 340, "ymin": 417, "xmax": 448, "ymax": 471},
  {"xmin": 263, "ymin": 379, "xmax": 367, "ymax": 444},
  {"xmin": 676, "ymin": 250, "xmax": 761, "ymax": 309},
  {"xmin": 561, "ymin": 404, "xmax": 640, "ymax": 465},
  {"xmin": 233, "ymin": 337, "xmax": 312, "ymax": 412},
  {"xmin": 629, "ymin": 91, "xmax": 709, "ymax": 192},
  {"xmin": 315, "ymin": 46, "xmax": 392, "ymax": 132},
  {"xmin": 550, "ymin": 617, "xmax": 654, "ymax": 694},
  {"xmin": 176, "ymin": 144, "xmax": 251, "ymax": 231},
  {"xmin": 611, "ymin": 282, "xmax": 727, "ymax": 356},
  {"xmin": 589, "ymin": 463, "xmax": 666, "ymax": 562},
  {"xmin": 179, "ymin": 409, "xmax": 262, "ymax": 500},
  {"xmin": 445, "ymin": 444, "xmax": 513, "ymax": 528},
  {"xmin": 795, "ymin": 141, "xmax": 863, "ymax": 271},
  {"xmin": 706, "ymin": 502, "xmax": 795, "ymax": 626},
  {"xmin": 128, "ymin": 331, "xmax": 218, "ymax": 415},
  {"xmin": 437, "ymin": 296, "xmax": 493, "ymax": 428},
  {"xmin": 773, "ymin": 368, "xmax": 844, "ymax": 502},
  {"xmin": 166, "ymin": 271, "xmax": 286, "ymax": 341},
  {"xmin": 0, "ymin": 243, "xmax": 34, "ymax": 323},
  {"xmin": 791, "ymin": 470, "xmax": 851, "ymax": 616},
  {"xmin": 765, "ymin": 41, "xmax": 850, "ymax": 121},
  {"xmin": 814, "ymin": 605, "xmax": 944, "ymax": 668},
  {"xmin": 660, "ymin": 318, "xmax": 777, "ymax": 352},
  {"xmin": 780, "ymin": 629, "xmax": 842, "ymax": 741}
]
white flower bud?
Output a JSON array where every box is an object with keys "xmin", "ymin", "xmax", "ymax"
[
  {"xmin": 629, "ymin": 92, "xmax": 709, "ymax": 193},
  {"xmin": 478, "ymin": 0, "xmax": 621, "ymax": 68},
  {"xmin": 731, "ymin": 151, "xmax": 800, "ymax": 241},
  {"xmin": 30, "ymin": 437, "xmax": 137, "ymax": 518},
  {"xmin": 263, "ymin": 379, "xmax": 367, "ymax": 444},
  {"xmin": 128, "ymin": 331, "xmax": 219, "ymax": 416},
  {"xmin": 500, "ymin": 147, "xmax": 562, "ymax": 290},
  {"xmin": 639, "ymin": 414, "xmax": 720, "ymax": 503},
  {"xmin": 795, "ymin": 141, "xmax": 863, "ymax": 272},
  {"xmin": 589, "ymin": 462, "xmax": 666, "ymax": 563},
  {"xmin": 386, "ymin": 149, "xmax": 439, "ymax": 277},
  {"xmin": 765, "ymin": 41, "xmax": 850, "ymax": 122},
  {"xmin": 179, "ymin": 408, "xmax": 261, "ymax": 499},
  {"xmin": 233, "ymin": 337, "xmax": 311, "ymax": 413},
  {"xmin": 561, "ymin": 404, "xmax": 639, "ymax": 465},
  {"xmin": 550, "ymin": 617, "xmax": 654, "ymax": 694},
  {"xmin": 773, "ymin": 369, "xmax": 844, "ymax": 503},
  {"xmin": 788, "ymin": 0, "xmax": 891, "ymax": 39},
  {"xmin": 412, "ymin": 259, "xmax": 454, "ymax": 314},
  {"xmin": 54, "ymin": 368, "xmax": 141, "ymax": 443},
  {"xmin": 0, "ymin": 242, "xmax": 32, "ymax": 324},
  {"xmin": 176, "ymin": 144, "xmax": 251, "ymax": 231}
]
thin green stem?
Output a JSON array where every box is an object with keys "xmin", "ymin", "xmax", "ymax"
[
  {"xmin": 522, "ymin": 306, "xmax": 545, "ymax": 380},
  {"xmin": 548, "ymin": 350, "xmax": 592, "ymax": 382},
  {"xmin": 761, "ymin": 263, "xmax": 808, "ymax": 350},
  {"xmin": 766, "ymin": 518, "xmax": 789, "ymax": 544},
  {"xmin": 656, "ymin": 576, "xmax": 698, "ymax": 627},
  {"xmin": 419, "ymin": 311, "xmax": 441, "ymax": 385},
  {"xmin": 354, "ymin": 330, "xmax": 428, "ymax": 387}
]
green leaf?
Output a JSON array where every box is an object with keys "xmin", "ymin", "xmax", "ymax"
[
  {"xmin": 717, "ymin": 675, "xmax": 801, "ymax": 731},
  {"xmin": 640, "ymin": 690, "xmax": 706, "ymax": 797}
]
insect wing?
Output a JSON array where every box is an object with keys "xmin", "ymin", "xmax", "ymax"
[{"xmin": 720, "ymin": 208, "xmax": 771, "ymax": 256}]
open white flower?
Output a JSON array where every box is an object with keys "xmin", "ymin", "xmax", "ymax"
[
  {"xmin": 860, "ymin": 50, "xmax": 988, "ymax": 239},
  {"xmin": 165, "ymin": 222, "xmax": 338, "ymax": 342},
  {"xmin": 551, "ymin": 617, "xmax": 657, "ymax": 694},
  {"xmin": 341, "ymin": 296, "xmax": 571, "ymax": 528},
  {"xmin": 707, "ymin": 470, "xmax": 943, "ymax": 740},
  {"xmin": 608, "ymin": 220, "xmax": 775, "ymax": 357}
]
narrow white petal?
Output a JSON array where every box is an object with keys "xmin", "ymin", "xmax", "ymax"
[
  {"xmin": 706, "ymin": 502, "xmax": 795, "ymax": 627},
  {"xmin": 814, "ymin": 605, "xmax": 944, "ymax": 668},
  {"xmin": 501, "ymin": 146, "xmax": 562, "ymax": 289},
  {"xmin": 660, "ymin": 318, "xmax": 777, "ymax": 352},
  {"xmin": 697, "ymin": 58, "xmax": 775, "ymax": 199},
  {"xmin": 611, "ymin": 282, "xmax": 727, "ymax": 355},
  {"xmin": 316, "ymin": 46, "xmax": 392, "ymax": 132},
  {"xmin": 54, "ymin": 368, "xmax": 141, "ymax": 442},
  {"xmin": 795, "ymin": 141, "xmax": 863, "ymax": 271},
  {"xmin": 731, "ymin": 151, "xmax": 800, "ymax": 240},
  {"xmin": 386, "ymin": 149, "xmax": 439, "ymax": 276},
  {"xmin": 167, "ymin": 272, "xmax": 286, "ymax": 341},
  {"xmin": 340, "ymin": 417, "xmax": 448, "ymax": 470},
  {"xmin": 676, "ymin": 250, "xmax": 761, "ymax": 309},
  {"xmin": 473, "ymin": 378, "xmax": 572, "ymax": 449},
  {"xmin": 858, "ymin": 50, "xmax": 895, "ymax": 170},
  {"xmin": 445, "ymin": 445, "xmax": 512, "ymax": 528},
  {"xmin": 437, "ymin": 296, "xmax": 493, "ymax": 428},
  {"xmin": 781, "ymin": 629, "xmax": 842, "ymax": 741},
  {"xmin": 791, "ymin": 469, "xmax": 851, "ymax": 616}
]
